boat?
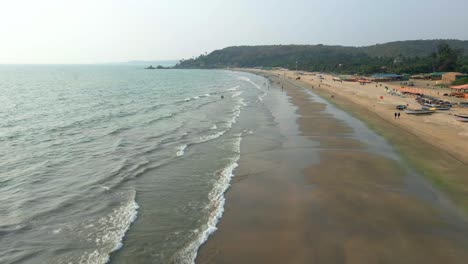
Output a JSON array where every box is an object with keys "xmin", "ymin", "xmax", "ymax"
[
  {"xmin": 455, "ymin": 117, "xmax": 468, "ymax": 122},
  {"xmin": 454, "ymin": 114, "xmax": 468, "ymax": 118},
  {"xmin": 454, "ymin": 114, "xmax": 468, "ymax": 122},
  {"xmin": 422, "ymin": 104, "xmax": 451, "ymax": 111},
  {"xmin": 396, "ymin": 105, "xmax": 407, "ymax": 110},
  {"xmin": 435, "ymin": 106, "xmax": 451, "ymax": 110},
  {"xmin": 405, "ymin": 109, "xmax": 436, "ymax": 115},
  {"xmin": 459, "ymin": 102, "xmax": 468, "ymax": 108}
]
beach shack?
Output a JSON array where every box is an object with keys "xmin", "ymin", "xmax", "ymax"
[
  {"xmin": 370, "ymin": 73, "xmax": 403, "ymax": 82},
  {"xmin": 450, "ymin": 84, "xmax": 468, "ymax": 99},
  {"xmin": 430, "ymin": 72, "xmax": 445, "ymax": 80},
  {"xmin": 339, "ymin": 75, "xmax": 358, "ymax": 82}
]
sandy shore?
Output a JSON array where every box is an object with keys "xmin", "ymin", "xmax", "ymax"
[
  {"xmin": 252, "ymin": 69, "xmax": 468, "ymax": 213},
  {"xmin": 196, "ymin": 72, "xmax": 468, "ymax": 264},
  {"xmin": 284, "ymin": 70, "xmax": 468, "ymax": 162}
]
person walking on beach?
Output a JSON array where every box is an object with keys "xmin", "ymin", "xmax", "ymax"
[
  {"xmin": 394, "ymin": 112, "xmax": 397, "ymax": 119},
  {"xmin": 398, "ymin": 112, "xmax": 401, "ymax": 119}
]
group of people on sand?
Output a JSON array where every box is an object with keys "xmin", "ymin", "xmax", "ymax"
[{"xmin": 394, "ymin": 112, "xmax": 401, "ymax": 119}]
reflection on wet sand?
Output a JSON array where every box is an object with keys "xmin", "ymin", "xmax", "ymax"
[{"xmin": 197, "ymin": 75, "xmax": 468, "ymax": 264}]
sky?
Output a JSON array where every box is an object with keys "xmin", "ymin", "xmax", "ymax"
[{"xmin": 0, "ymin": 0, "xmax": 467, "ymax": 64}]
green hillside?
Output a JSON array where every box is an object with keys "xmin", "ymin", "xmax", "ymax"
[
  {"xmin": 361, "ymin": 40, "xmax": 468, "ymax": 57},
  {"xmin": 175, "ymin": 40, "xmax": 468, "ymax": 74}
]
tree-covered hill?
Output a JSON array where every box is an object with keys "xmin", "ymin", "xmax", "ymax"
[
  {"xmin": 175, "ymin": 40, "xmax": 468, "ymax": 74},
  {"xmin": 361, "ymin": 40, "xmax": 468, "ymax": 57}
]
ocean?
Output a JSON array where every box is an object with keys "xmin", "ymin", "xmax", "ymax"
[{"xmin": 0, "ymin": 65, "xmax": 269, "ymax": 264}]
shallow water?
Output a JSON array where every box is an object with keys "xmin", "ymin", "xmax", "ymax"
[{"xmin": 0, "ymin": 66, "xmax": 268, "ymax": 264}]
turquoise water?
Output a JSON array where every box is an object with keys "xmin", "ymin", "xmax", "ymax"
[{"xmin": 0, "ymin": 66, "xmax": 269, "ymax": 263}]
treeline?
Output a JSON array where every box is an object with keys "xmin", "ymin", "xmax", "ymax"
[{"xmin": 175, "ymin": 40, "xmax": 468, "ymax": 75}]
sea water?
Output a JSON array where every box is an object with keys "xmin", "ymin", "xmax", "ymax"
[{"xmin": 0, "ymin": 65, "xmax": 269, "ymax": 264}]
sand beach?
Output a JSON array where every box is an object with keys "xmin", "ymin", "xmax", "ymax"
[{"xmin": 196, "ymin": 71, "xmax": 468, "ymax": 264}]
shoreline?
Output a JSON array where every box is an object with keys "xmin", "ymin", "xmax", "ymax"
[
  {"xmin": 248, "ymin": 69, "xmax": 468, "ymax": 214},
  {"xmin": 196, "ymin": 70, "xmax": 468, "ymax": 263}
]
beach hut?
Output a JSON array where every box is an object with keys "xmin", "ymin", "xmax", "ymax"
[
  {"xmin": 370, "ymin": 73, "xmax": 403, "ymax": 82},
  {"xmin": 450, "ymin": 84, "xmax": 468, "ymax": 99},
  {"xmin": 430, "ymin": 72, "xmax": 445, "ymax": 80}
]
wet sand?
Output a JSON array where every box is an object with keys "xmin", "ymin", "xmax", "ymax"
[{"xmin": 196, "ymin": 74, "xmax": 468, "ymax": 264}]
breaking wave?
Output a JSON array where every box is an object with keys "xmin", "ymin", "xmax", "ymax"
[
  {"xmin": 76, "ymin": 192, "xmax": 139, "ymax": 264},
  {"xmin": 174, "ymin": 134, "xmax": 241, "ymax": 264},
  {"xmin": 176, "ymin": 144, "xmax": 188, "ymax": 157}
]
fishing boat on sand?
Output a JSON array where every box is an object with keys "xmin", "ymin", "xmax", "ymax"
[
  {"xmin": 405, "ymin": 109, "xmax": 436, "ymax": 115},
  {"xmin": 422, "ymin": 104, "xmax": 451, "ymax": 111},
  {"xmin": 454, "ymin": 114, "xmax": 468, "ymax": 122},
  {"xmin": 396, "ymin": 105, "xmax": 407, "ymax": 110}
]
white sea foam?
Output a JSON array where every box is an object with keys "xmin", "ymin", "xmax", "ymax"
[
  {"xmin": 226, "ymin": 85, "xmax": 240, "ymax": 92},
  {"xmin": 231, "ymin": 91, "xmax": 242, "ymax": 98},
  {"xmin": 194, "ymin": 97, "xmax": 243, "ymax": 145},
  {"xmin": 175, "ymin": 134, "xmax": 242, "ymax": 264},
  {"xmin": 172, "ymin": 83, "xmax": 247, "ymax": 263},
  {"xmin": 176, "ymin": 144, "xmax": 187, "ymax": 157},
  {"xmin": 257, "ymin": 92, "xmax": 267, "ymax": 102},
  {"xmin": 238, "ymin": 76, "xmax": 267, "ymax": 101},
  {"xmin": 77, "ymin": 193, "xmax": 139, "ymax": 264},
  {"xmin": 210, "ymin": 124, "xmax": 217, "ymax": 130},
  {"xmin": 242, "ymin": 129, "xmax": 254, "ymax": 136},
  {"xmin": 237, "ymin": 76, "xmax": 267, "ymax": 102},
  {"xmin": 197, "ymin": 131, "xmax": 226, "ymax": 143},
  {"xmin": 226, "ymin": 102, "xmax": 242, "ymax": 128},
  {"xmin": 239, "ymin": 97, "xmax": 247, "ymax": 107},
  {"xmin": 237, "ymin": 76, "xmax": 250, "ymax": 82},
  {"xmin": 181, "ymin": 93, "xmax": 210, "ymax": 103}
]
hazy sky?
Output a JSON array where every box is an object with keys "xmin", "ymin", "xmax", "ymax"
[{"xmin": 1, "ymin": 0, "xmax": 467, "ymax": 64}]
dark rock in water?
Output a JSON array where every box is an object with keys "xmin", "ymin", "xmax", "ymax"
[{"xmin": 145, "ymin": 65, "xmax": 169, "ymax": 70}]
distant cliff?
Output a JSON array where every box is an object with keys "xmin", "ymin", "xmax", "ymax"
[{"xmin": 175, "ymin": 40, "xmax": 468, "ymax": 74}]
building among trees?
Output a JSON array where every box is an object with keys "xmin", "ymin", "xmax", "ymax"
[{"xmin": 442, "ymin": 72, "xmax": 468, "ymax": 83}]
